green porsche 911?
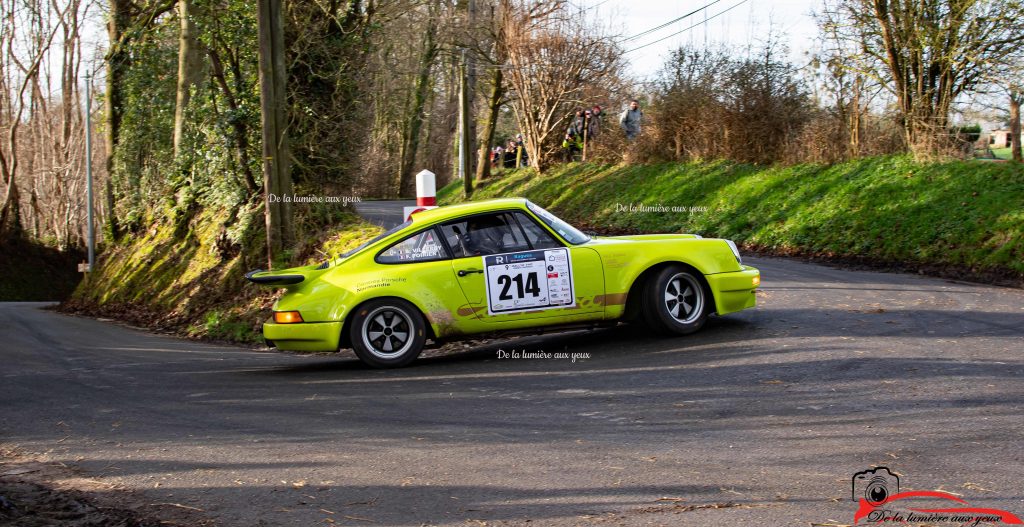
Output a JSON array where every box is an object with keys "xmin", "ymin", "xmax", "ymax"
[{"xmin": 247, "ymin": 198, "xmax": 760, "ymax": 368}]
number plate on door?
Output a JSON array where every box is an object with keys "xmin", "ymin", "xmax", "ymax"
[{"xmin": 483, "ymin": 248, "xmax": 576, "ymax": 315}]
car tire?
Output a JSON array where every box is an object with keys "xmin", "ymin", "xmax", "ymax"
[
  {"xmin": 641, "ymin": 265, "xmax": 710, "ymax": 335},
  {"xmin": 349, "ymin": 298, "xmax": 426, "ymax": 368}
]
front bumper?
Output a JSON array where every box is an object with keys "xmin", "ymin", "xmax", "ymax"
[
  {"xmin": 263, "ymin": 320, "xmax": 343, "ymax": 352},
  {"xmin": 705, "ymin": 265, "xmax": 760, "ymax": 315}
]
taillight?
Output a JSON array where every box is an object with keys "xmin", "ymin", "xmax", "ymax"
[{"xmin": 274, "ymin": 311, "xmax": 304, "ymax": 324}]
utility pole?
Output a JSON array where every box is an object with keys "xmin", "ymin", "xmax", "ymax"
[
  {"xmin": 459, "ymin": 0, "xmax": 477, "ymax": 196},
  {"xmin": 466, "ymin": 0, "xmax": 477, "ymax": 177},
  {"xmin": 85, "ymin": 70, "xmax": 95, "ymax": 272},
  {"xmin": 459, "ymin": 48, "xmax": 471, "ymax": 195}
]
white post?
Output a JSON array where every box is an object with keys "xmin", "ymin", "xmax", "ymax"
[
  {"xmin": 405, "ymin": 169, "xmax": 438, "ymax": 221},
  {"xmin": 415, "ymin": 169, "xmax": 436, "ymax": 206}
]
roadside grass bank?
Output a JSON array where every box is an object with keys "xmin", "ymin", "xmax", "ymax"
[
  {"xmin": 440, "ymin": 155, "xmax": 1024, "ymax": 286},
  {"xmin": 61, "ymin": 204, "xmax": 382, "ymax": 344}
]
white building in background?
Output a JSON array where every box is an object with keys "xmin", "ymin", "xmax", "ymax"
[{"xmin": 987, "ymin": 129, "xmax": 1021, "ymax": 148}]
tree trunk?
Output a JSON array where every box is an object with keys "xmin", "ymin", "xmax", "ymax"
[
  {"xmin": 475, "ymin": 67, "xmax": 502, "ymax": 182},
  {"xmin": 103, "ymin": 0, "xmax": 131, "ymax": 240},
  {"xmin": 398, "ymin": 5, "xmax": 438, "ymax": 198},
  {"xmin": 209, "ymin": 46, "xmax": 257, "ymax": 192},
  {"xmin": 848, "ymin": 75, "xmax": 862, "ymax": 157},
  {"xmin": 173, "ymin": 0, "xmax": 205, "ymax": 161},
  {"xmin": 0, "ymin": 180, "xmax": 21, "ymax": 238},
  {"xmin": 257, "ymin": 0, "xmax": 294, "ymax": 268},
  {"xmin": 1011, "ymin": 91, "xmax": 1022, "ymax": 163}
]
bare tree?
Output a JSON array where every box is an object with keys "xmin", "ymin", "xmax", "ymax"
[
  {"xmin": 821, "ymin": 0, "xmax": 1024, "ymax": 156},
  {"xmin": 812, "ymin": 14, "xmax": 883, "ymax": 159},
  {"xmin": 0, "ymin": 0, "xmax": 67, "ymax": 238},
  {"xmin": 649, "ymin": 42, "xmax": 811, "ymax": 165},
  {"xmin": 501, "ymin": 1, "xmax": 622, "ymax": 171},
  {"xmin": 397, "ymin": 0, "xmax": 438, "ymax": 198},
  {"xmin": 469, "ymin": 0, "xmax": 510, "ymax": 183}
]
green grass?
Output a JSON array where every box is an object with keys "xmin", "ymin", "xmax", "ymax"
[
  {"xmin": 992, "ymin": 147, "xmax": 1012, "ymax": 160},
  {"xmin": 441, "ymin": 156, "xmax": 1024, "ymax": 279}
]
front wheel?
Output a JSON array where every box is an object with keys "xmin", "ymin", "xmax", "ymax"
[
  {"xmin": 349, "ymin": 299, "xmax": 426, "ymax": 368},
  {"xmin": 641, "ymin": 266, "xmax": 710, "ymax": 335}
]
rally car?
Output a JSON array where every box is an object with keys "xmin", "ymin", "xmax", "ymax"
[{"xmin": 246, "ymin": 198, "xmax": 760, "ymax": 368}]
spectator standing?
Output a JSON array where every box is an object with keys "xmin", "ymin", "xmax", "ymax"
[
  {"xmin": 504, "ymin": 139, "xmax": 519, "ymax": 168},
  {"xmin": 567, "ymin": 110, "xmax": 585, "ymax": 138},
  {"xmin": 491, "ymin": 145, "xmax": 504, "ymax": 168},
  {"xmin": 515, "ymin": 133, "xmax": 528, "ymax": 167},
  {"xmin": 588, "ymin": 105, "xmax": 602, "ymax": 140},
  {"xmin": 562, "ymin": 132, "xmax": 582, "ymax": 162},
  {"xmin": 581, "ymin": 109, "xmax": 595, "ymax": 160},
  {"xmin": 563, "ymin": 110, "xmax": 585, "ymax": 162},
  {"xmin": 619, "ymin": 99, "xmax": 643, "ymax": 140}
]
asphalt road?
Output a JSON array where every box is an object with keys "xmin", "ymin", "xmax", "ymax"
[
  {"xmin": 2, "ymin": 257, "xmax": 1023, "ymax": 526},
  {"xmin": 352, "ymin": 200, "xmax": 417, "ymax": 228}
]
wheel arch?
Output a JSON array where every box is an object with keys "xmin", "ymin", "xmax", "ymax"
[
  {"xmin": 339, "ymin": 295, "xmax": 438, "ymax": 350},
  {"xmin": 623, "ymin": 260, "xmax": 715, "ymax": 321}
]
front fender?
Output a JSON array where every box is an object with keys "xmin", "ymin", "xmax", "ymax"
[{"xmin": 595, "ymin": 238, "xmax": 742, "ymax": 296}]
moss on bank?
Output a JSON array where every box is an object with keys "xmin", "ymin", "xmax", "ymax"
[{"xmin": 64, "ymin": 203, "xmax": 382, "ymax": 344}]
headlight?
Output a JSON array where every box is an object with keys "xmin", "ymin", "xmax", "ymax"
[{"xmin": 725, "ymin": 240, "xmax": 742, "ymax": 265}]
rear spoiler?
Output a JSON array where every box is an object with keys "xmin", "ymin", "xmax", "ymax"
[{"xmin": 245, "ymin": 269, "xmax": 305, "ymax": 286}]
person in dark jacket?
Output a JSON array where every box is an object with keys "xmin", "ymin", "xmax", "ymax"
[
  {"xmin": 563, "ymin": 109, "xmax": 585, "ymax": 162},
  {"xmin": 619, "ymin": 99, "xmax": 643, "ymax": 140},
  {"xmin": 587, "ymin": 106, "xmax": 602, "ymax": 140}
]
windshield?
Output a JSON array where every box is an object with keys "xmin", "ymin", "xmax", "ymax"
[
  {"xmin": 526, "ymin": 201, "xmax": 590, "ymax": 245},
  {"xmin": 339, "ymin": 220, "xmax": 412, "ymax": 259}
]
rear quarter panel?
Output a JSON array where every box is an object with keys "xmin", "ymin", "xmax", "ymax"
[{"xmin": 274, "ymin": 253, "xmax": 469, "ymax": 339}]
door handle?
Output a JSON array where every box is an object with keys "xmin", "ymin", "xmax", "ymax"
[{"xmin": 457, "ymin": 268, "xmax": 483, "ymax": 277}]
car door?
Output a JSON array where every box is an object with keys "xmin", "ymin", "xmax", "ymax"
[{"xmin": 440, "ymin": 210, "xmax": 604, "ymax": 324}]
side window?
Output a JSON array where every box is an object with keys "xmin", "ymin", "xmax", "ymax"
[
  {"xmin": 514, "ymin": 212, "xmax": 561, "ymax": 249},
  {"xmin": 377, "ymin": 228, "xmax": 446, "ymax": 263},
  {"xmin": 441, "ymin": 213, "xmax": 530, "ymax": 258}
]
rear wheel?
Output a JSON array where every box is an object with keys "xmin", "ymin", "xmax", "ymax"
[
  {"xmin": 641, "ymin": 266, "xmax": 710, "ymax": 335},
  {"xmin": 349, "ymin": 299, "xmax": 426, "ymax": 368}
]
